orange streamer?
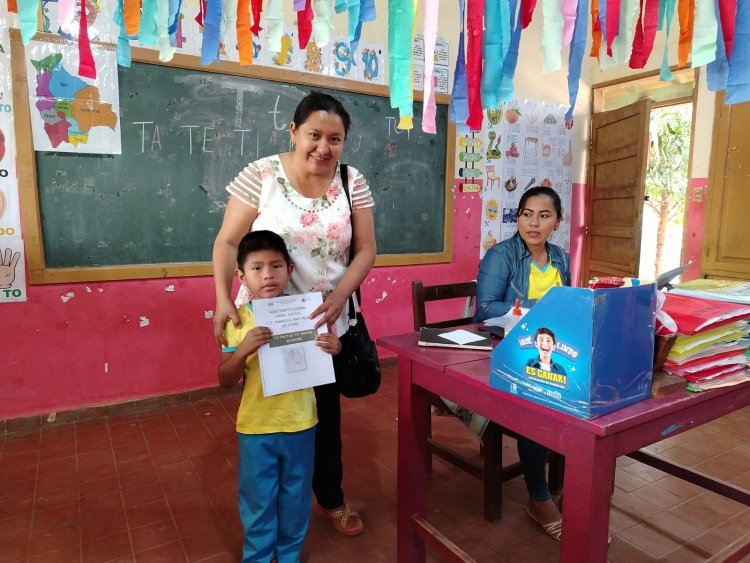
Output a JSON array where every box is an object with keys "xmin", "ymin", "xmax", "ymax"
[
  {"xmin": 8, "ymin": 0, "xmax": 17, "ymax": 12},
  {"xmin": 677, "ymin": 0, "xmax": 694, "ymax": 67},
  {"xmin": 590, "ymin": 0, "xmax": 602, "ymax": 60},
  {"xmin": 123, "ymin": 0, "xmax": 142, "ymax": 36},
  {"xmin": 237, "ymin": 0, "xmax": 253, "ymax": 65}
]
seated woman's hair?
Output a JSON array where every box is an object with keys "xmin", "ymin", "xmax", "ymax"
[
  {"xmin": 517, "ymin": 186, "xmax": 563, "ymax": 219},
  {"xmin": 237, "ymin": 230, "xmax": 292, "ymax": 267},
  {"xmin": 294, "ymin": 91, "xmax": 352, "ymax": 138}
]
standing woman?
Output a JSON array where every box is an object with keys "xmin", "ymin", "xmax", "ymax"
[
  {"xmin": 474, "ymin": 186, "xmax": 570, "ymax": 540},
  {"xmin": 212, "ymin": 92, "xmax": 376, "ymax": 536}
]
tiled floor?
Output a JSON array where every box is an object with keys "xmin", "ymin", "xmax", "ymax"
[{"xmin": 1, "ymin": 364, "xmax": 749, "ymax": 562}]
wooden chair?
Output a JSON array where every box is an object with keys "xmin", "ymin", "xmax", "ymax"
[{"xmin": 411, "ymin": 280, "xmax": 564, "ymax": 522}]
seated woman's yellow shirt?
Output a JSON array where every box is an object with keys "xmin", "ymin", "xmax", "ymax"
[{"xmin": 528, "ymin": 261, "xmax": 563, "ymax": 301}]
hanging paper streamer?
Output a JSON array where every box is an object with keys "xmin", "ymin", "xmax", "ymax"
[
  {"xmin": 312, "ymin": 0, "xmax": 334, "ymax": 48},
  {"xmin": 480, "ymin": 0, "xmax": 503, "ymax": 109},
  {"xmin": 422, "ymin": 0, "xmax": 440, "ymax": 134},
  {"xmin": 238, "ymin": 0, "xmax": 254, "ymax": 63},
  {"xmin": 351, "ymin": 0, "xmax": 376, "ymax": 52},
  {"xmin": 605, "ymin": 0, "xmax": 620, "ymax": 56},
  {"xmin": 465, "ymin": 0, "xmax": 483, "ymax": 130},
  {"xmin": 677, "ymin": 0, "xmax": 694, "ymax": 67},
  {"xmin": 201, "ymin": 0, "xmax": 223, "ymax": 64},
  {"xmin": 658, "ymin": 0, "xmax": 677, "ymax": 80},
  {"xmin": 348, "ymin": 0, "xmax": 361, "ymax": 42},
  {"xmin": 521, "ymin": 0, "xmax": 538, "ymax": 28},
  {"xmin": 297, "ymin": 0, "xmax": 313, "ymax": 49},
  {"xmin": 590, "ymin": 0, "xmax": 602, "ymax": 59},
  {"xmin": 335, "ymin": 0, "xmax": 347, "ymax": 12},
  {"xmin": 123, "ymin": 0, "xmax": 141, "ymax": 36},
  {"xmin": 78, "ymin": 0, "xmax": 96, "ymax": 78},
  {"xmin": 388, "ymin": 0, "xmax": 416, "ymax": 129},
  {"xmin": 265, "ymin": 0, "xmax": 284, "ymax": 52},
  {"xmin": 221, "ymin": 0, "xmax": 238, "ymax": 52},
  {"xmin": 251, "ymin": 0, "xmax": 264, "ymax": 35},
  {"xmin": 561, "ymin": 0, "xmax": 578, "ymax": 45},
  {"xmin": 717, "ymin": 0, "xmax": 736, "ymax": 61},
  {"xmin": 157, "ymin": 0, "xmax": 177, "ymax": 61},
  {"xmin": 600, "ymin": 0, "xmax": 638, "ymax": 69},
  {"xmin": 140, "ymin": 0, "xmax": 158, "ymax": 45},
  {"xmin": 706, "ymin": 0, "xmax": 728, "ymax": 91},
  {"xmin": 690, "ymin": 0, "xmax": 717, "ymax": 67},
  {"xmin": 59, "ymin": 0, "xmax": 76, "ymax": 34},
  {"xmin": 449, "ymin": 0, "xmax": 469, "ymax": 126},
  {"xmin": 169, "ymin": 0, "xmax": 183, "ymax": 36},
  {"xmin": 628, "ymin": 0, "xmax": 658, "ymax": 69},
  {"xmin": 498, "ymin": 0, "xmax": 521, "ymax": 101},
  {"xmin": 725, "ymin": 0, "xmax": 749, "ymax": 103},
  {"xmin": 566, "ymin": 0, "xmax": 588, "ymax": 121},
  {"xmin": 541, "ymin": 0, "xmax": 563, "ymax": 73},
  {"xmin": 114, "ymin": 0, "xmax": 132, "ymax": 67},
  {"xmin": 17, "ymin": 0, "xmax": 38, "ymax": 44}
]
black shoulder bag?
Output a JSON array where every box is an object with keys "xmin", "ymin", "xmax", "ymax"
[{"xmin": 333, "ymin": 164, "xmax": 381, "ymax": 398}]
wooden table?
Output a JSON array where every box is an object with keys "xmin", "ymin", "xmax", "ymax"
[{"xmin": 379, "ymin": 332, "xmax": 750, "ymax": 563}]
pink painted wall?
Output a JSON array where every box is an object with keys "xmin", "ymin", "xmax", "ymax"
[
  {"xmin": 1, "ymin": 184, "xmax": 584, "ymax": 421},
  {"xmin": 681, "ymin": 177, "xmax": 708, "ymax": 282}
]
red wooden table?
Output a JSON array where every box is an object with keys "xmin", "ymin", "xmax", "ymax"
[{"xmin": 379, "ymin": 332, "xmax": 750, "ymax": 563}]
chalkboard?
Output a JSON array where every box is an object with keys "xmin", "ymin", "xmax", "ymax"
[{"xmin": 30, "ymin": 56, "xmax": 451, "ymax": 276}]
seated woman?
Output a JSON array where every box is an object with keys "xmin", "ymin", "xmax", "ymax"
[{"xmin": 470, "ymin": 186, "xmax": 570, "ymax": 540}]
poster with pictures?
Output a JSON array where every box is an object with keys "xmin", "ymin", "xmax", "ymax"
[
  {"xmin": 329, "ymin": 36, "xmax": 356, "ymax": 80},
  {"xmin": 39, "ymin": 0, "xmax": 119, "ymax": 43},
  {"xmin": 298, "ymin": 38, "xmax": 329, "ymax": 74},
  {"xmin": 412, "ymin": 34, "xmax": 450, "ymax": 94},
  {"xmin": 356, "ymin": 41, "xmax": 385, "ymax": 84},
  {"xmin": 268, "ymin": 27, "xmax": 299, "ymax": 69},
  {"xmin": 479, "ymin": 100, "xmax": 573, "ymax": 257},
  {"xmin": 0, "ymin": 238, "xmax": 26, "ymax": 303}
]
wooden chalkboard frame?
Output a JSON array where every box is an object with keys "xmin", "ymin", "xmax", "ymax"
[{"xmin": 12, "ymin": 30, "xmax": 456, "ymax": 284}]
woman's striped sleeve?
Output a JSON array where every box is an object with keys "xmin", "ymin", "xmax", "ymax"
[
  {"xmin": 227, "ymin": 162, "xmax": 263, "ymax": 207},
  {"xmin": 350, "ymin": 167, "xmax": 374, "ymax": 210}
]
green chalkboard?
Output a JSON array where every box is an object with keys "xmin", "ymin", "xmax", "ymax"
[{"xmin": 34, "ymin": 59, "xmax": 450, "ymax": 270}]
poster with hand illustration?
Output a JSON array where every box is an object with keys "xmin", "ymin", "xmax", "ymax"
[
  {"xmin": 479, "ymin": 99, "xmax": 572, "ymax": 258},
  {"xmin": 0, "ymin": 238, "xmax": 26, "ymax": 302}
]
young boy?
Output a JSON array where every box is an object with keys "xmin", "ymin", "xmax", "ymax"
[{"xmin": 219, "ymin": 230, "xmax": 341, "ymax": 563}]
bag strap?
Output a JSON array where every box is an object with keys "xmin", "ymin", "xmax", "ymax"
[{"xmin": 340, "ymin": 163, "xmax": 359, "ymax": 322}]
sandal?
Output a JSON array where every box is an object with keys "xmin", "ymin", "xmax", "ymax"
[
  {"xmin": 527, "ymin": 509, "xmax": 562, "ymax": 542},
  {"xmin": 314, "ymin": 503, "xmax": 364, "ymax": 536}
]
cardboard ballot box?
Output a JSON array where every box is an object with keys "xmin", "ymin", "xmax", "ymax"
[{"xmin": 490, "ymin": 284, "xmax": 657, "ymax": 419}]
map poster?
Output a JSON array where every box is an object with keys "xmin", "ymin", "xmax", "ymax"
[{"xmin": 25, "ymin": 39, "xmax": 121, "ymax": 154}]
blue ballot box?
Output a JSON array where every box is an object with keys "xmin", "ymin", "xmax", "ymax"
[{"xmin": 489, "ymin": 284, "xmax": 657, "ymax": 419}]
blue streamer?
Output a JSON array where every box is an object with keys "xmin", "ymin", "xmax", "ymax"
[
  {"xmin": 480, "ymin": 0, "xmax": 504, "ymax": 109},
  {"xmin": 566, "ymin": 0, "xmax": 589, "ymax": 120},
  {"xmin": 201, "ymin": 0, "xmax": 222, "ymax": 65},
  {"xmin": 706, "ymin": 0, "xmax": 728, "ymax": 92},
  {"xmin": 726, "ymin": 0, "xmax": 750, "ymax": 103},
  {"xmin": 168, "ymin": 0, "xmax": 183, "ymax": 36},
  {"xmin": 449, "ymin": 0, "xmax": 469, "ymax": 126},
  {"xmin": 114, "ymin": 0, "xmax": 133, "ymax": 67},
  {"xmin": 498, "ymin": 0, "xmax": 520, "ymax": 101},
  {"xmin": 659, "ymin": 0, "xmax": 676, "ymax": 81}
]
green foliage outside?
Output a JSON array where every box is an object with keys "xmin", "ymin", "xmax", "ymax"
[{"xmin": 645, "ymin": 105, "xmax": 692, "ymax": 276}]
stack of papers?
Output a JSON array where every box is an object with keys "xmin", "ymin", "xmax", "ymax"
[
  {"xmin": 661, "ymin": 292, "xmax": 750, "ymax": 388},
  {"xmin": 418, "ymin": 327, "xmax": 493, "ymax": 351},
  {"xmin": 669, "ymin": 279, "xmax": 750, "ymax": 305}
]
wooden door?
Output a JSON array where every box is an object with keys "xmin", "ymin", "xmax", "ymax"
[
  {"xmin": 704, "ymin": 93, "xmax": 750, "ymax": 279},
  {"xmin": 581, "ymin": 99, "xmax": 651, "ymax": 284}
]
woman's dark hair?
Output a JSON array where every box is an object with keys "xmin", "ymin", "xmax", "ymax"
[
  {"xmin": 237, "ymin": 230, "xmax": 292, "ymax": 268},
  {"xmin": 293, "ymin": 91, "xmax": 352, "ymax": 138},
  {"xmin": 517, "ymin": 186, "xmax": 563, "ymax": 220}
]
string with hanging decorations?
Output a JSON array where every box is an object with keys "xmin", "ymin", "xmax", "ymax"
[{"xmin": 7, "ymin": 1, "xmax": 749, "ymax": 135}]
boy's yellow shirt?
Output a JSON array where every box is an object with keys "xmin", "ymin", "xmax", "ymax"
[{"xmin": 222, "ymin": 303, "xmax": 317, "ymax": 435}]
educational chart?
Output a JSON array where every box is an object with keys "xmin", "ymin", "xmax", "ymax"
[
  {"xmin": 0, "ymin": 15, "xmax": 26, "ymax": 303},
  {"xmin": 479, "ymin": 100, "xmax": 573, "ymax": 256},
  {"xmin": 25, "ymin": 39, "xmax": 121, "ymax": 154},
  {"xmin": 412, "ymin": 34, "xmax": 450, "ymax": 94}
]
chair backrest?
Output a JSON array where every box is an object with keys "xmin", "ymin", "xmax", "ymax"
[{"xmin": 411, "ymin": 280, "xmax": 477, "ymax": 331}]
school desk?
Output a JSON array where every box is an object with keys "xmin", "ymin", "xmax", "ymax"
[{"xmin": 378, "ymin": 332, "xmax": 750, "ymax": 563}]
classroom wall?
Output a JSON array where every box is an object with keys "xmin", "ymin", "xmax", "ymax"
[{"xmin": 2, "ymin": 3, "xmax": 593, "ymax": 420}]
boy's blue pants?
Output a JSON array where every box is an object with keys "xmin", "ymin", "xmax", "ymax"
[{"xmin": 237, "ymin": 427, "xmax": 316, "ymax": 563}]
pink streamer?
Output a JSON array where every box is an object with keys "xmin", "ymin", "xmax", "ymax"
[
  {"xmin": 421, "ymin": 0, "xmax": 439, "ymax": 133},
  {"xmin": 561, "ymin": 0, "xmax": 578, "ymax": 45}
]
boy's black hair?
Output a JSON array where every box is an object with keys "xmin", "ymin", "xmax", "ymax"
[
  {"xmin": 535, "ymin": 326, "xmax": 556, "ymax": 344},
  {"xmin": 237, "ymin": 230, "xmax": 292, "ymax": 269},
  {"xmin": 293, "ymin": 91, "xmax": 352, "ymax": 138},
  {"xmin": 517, "ymin": 186, "xmax": 563, "ymax": 220}
]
